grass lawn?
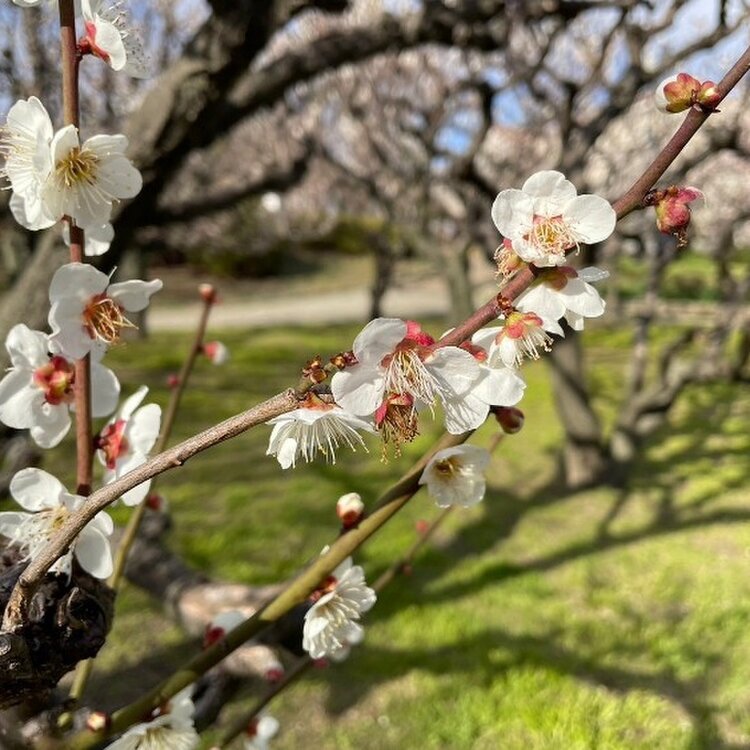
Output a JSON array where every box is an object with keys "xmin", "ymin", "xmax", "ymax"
[{"xmin": 39, "ymin": 319, "xmax": 750, "ymax": 749}]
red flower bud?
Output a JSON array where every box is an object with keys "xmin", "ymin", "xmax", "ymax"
[
  {"xmin": 199, "ymin": 283, "xmax": 218, "ymax": 304},
  {"xmin": 336, "ymin": 492, "xmax": 365, "ymax": 529},
  {"xmin": 493, "ymin": 406, "xmax": 525, "ymax": 434}
]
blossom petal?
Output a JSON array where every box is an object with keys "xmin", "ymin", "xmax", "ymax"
[
  {"xmin": 126, "ymin": 403, "xmax": 161, "ymax": 453},
  {"xmin": 491, "ymin": 189, "xmax": 534, "ymax": 239},
  {"xmin": 90, "ymin": 362, "xmax": 120, "ymax": 417},
  {"xmin": 107, "ymin": 279, "xmax": 163, "ymax": 312},
  {"xmin": 75, "ymin": 526, "xmax": 113, "ymax": 579},
  {"xmin": 351, "ymin": 318, "xmax": 406, "ymax": 362},
  {"xmin": 30, "ymin": 402, "xmax": 71, "ymax": 448},
  {"xmin": 0, "ymin": 371, "xmax": 42, "ymax": 429},
  {"xmin": 331, "ymin": 368, "xmax": 384, "ymax": 417},
  {"xmin": 10, "ymin": 467, "xmax": 64, "ymax": 511},
  {"xmin": 49, "ymin": 262, "xmax": 109, "ymax": 303},
  {"xmin": 563, "ymin": 195, "xmax": 616, "ymax": 244},
  {"xmin": 426, "ymin": 346, "xmax": 480, "ymax": 397},
  {"xmin": 5, "ymin": 323, "xmax": 49, "ymax": 369},
  {"xmin": 521, "ymin": 170, "xmax": 577, "ymax": 216}
]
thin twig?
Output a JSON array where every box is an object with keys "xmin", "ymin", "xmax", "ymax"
[
  {"xmin": 64, "ymin": 291, "xmax": 217, "ymax": 715},
  {"xmin": 58, "ymin": 0, "xmax": 92, "ymax": 495}
]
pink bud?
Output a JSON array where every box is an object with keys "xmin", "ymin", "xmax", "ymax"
[
  {"xmin": 336, "ymin": 492, "xmax": 364, "ymax": 529},
  {"xmin": 199, "ymin": 283, "xmax": 218, "ymax": 304},
  {"xmin": 203, "ymin": 341, "xmax": 229, "ymax": 365},
  {"xmin": 652, "ymin": 185, "xmax": 704, "ymax": 247},
  {"xmin": 494, "ymin": 406, "xmax": 525, "ymax": 434},
  {"xmin": 313, "ymin": 658, "xmax": 329, "ymax": 669},
  {"xmin": 656, "ymin": 73, "xmax": 721, "ymax": 113},
  {"xmin": 265, "ymin": 666, "xmax": 285, "ymax": 683},
  {"xmin": 166, "ymin": 373, "xmax": 180, "ymax": 389},
  {"xmin": 146, "ymin": 492, "xmax": 167, "ymax": 512},
  {"xmin": 655, "ymin": 73, "xmax": 702, "ymax": 113},
  {"xmin": 415, "ymin": 519, "xmax": 430, "ymax": 535}
]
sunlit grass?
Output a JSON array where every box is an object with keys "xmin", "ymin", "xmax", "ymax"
[{"xmin": 38, "ymin": 319, "xmax": 750, "ymax": 749}]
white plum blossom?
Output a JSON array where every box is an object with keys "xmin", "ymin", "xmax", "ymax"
[
  {"xmin": 302, "ymin": 556, "xmax": 376, "ymax": 659},
  {"xmin": 0, "ymin": 324, "xmax": 120, "ymax": 448},
  {"xmin": 477, "ymin": 313, "xmax": 553, "ymax": 370},
  {"xmin": 492, "ymin": 171, "xmax": 616, "ymax": 267},
  {"xmin": 81, "ymin": 0, "xmax": 150, "ymax": 78},
  {"xmin": 1, "ymin": 97, "xmax": 55, "ymax": 231},
  {"xmin": 331, "ymin": 318, "xmax": 480, "ymax": 435},
  {"xmin": 104, "ymin": 686, "xmax": 198, "ymax": 750},
  {"xmin": 266, "ymin": 394, "xmax": 376, "ymax": 469},
  {"xmin": 41, "ymin": 125, "xmax": 142, "ymax": 229},
  {"xmin": 0, "ymin": 468, "xmax": 113, "ymax": 578},
  {"xmin": 96, "ymin": 386, "xmax": 161, "ymax": 506},
  {"xmin": 439, "ymin": 332, "xmax": 526, "ymax": 432},
  {"xmin": 48, "ymin": 262, "xmax": 162, "ymax": 359},
  {"xmin": 245, "ymin": 715, "xmax": 280, "ymax": 750},
  {"xmin": 328, "ymin": 620, "xmax": 364, "ymax": 663},
  {"xmin": 515, "ymin": 266, "xmax": 608, "ymax": 335},
  {"xmin": 203, "ymin": 340, "xmax": 229, "ymax": 365},
  {"xmin": 419, "ymin": 445, "xmax": 490, "ymax": 508}
]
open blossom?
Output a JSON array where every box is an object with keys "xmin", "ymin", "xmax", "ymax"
[
  {"xmin": 515, "ymin": 266, "xmax": 608, "ymax": 335},
  {"xmin": 1, "ymin": 97, "xmax": 55, "ymax": 231},
  {"xmin": 0, "ymin": 324, "xmax": 120, "ymax": 448},
  {"xmin": 492, "ymin": 171, "xmax": 616, "ymax": 267},
  {"xmin": 331, "ymin": 318, "xmax": 480, "ymax": 433},
  {"xmin": 302, "ymin": 556, "xmax": 376, "ymax": 659},
  {"xmin": 477, "ymin": 314, "xmax": 553, "ymax": 370},
  {"xmin": 266, "ymin": 394, "xmax": 376, "ymax": 469},
  {"xmin": 0, "ymin": 468, "xmax": 113, "ymax": 578},
  {"xmin": 245, "ymin": 715, "xmax": 280, "ymax": 750},
  {"xmin": 48, "ymin": 262, "xmax": 162, "ymax": 360},
  {"xmin": 80, "ymin": 0, "xmax": 150, "ymax": 78},
  {"xmin": 419, "ymin": 445, "xmax": 490, "ymax": 508},
  {"xmin": 41, "ymin": 125, "xmax": 141, "ymax": 229},
  {"xmin": 440, "ymin": 333, "xmax": 526, "ymax": 433},
  {"xmin": 96, "ymin": 386, "xmax": 161, "ymax": 506},
  {"xmin": 104, "ymin": 687, "xmax": 198, "ymax": 750}
]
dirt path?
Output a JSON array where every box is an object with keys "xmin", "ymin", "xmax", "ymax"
[{"xmin": 149, "ymin": 276, "xmax": 470, "ymax": 331}]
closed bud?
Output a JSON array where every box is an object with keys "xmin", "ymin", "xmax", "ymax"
[
  {"xmin": 203, "ymin": 340, "xmax": 229, "ymax": 365},
  {"xmin": 494, "ymin": 406, "xmax": 525, "ymax": 434},
  {"xmin": 336, "ymin": 492, "xmax": 364, "ymax": 528},
  {"xmin": 86, "ymin": 711, "xmax": 111, "ymax": 733},
  {"xmin": 265, "ymin": 665, "xmax": 285, "ymax": 683},
  {"xmin": 199, "ymin": 283, "xmax": 218, "ymax": 304},
  {"xmin": 651, "ymin": 185, "xmax": 704, "ymax": 247},
  {"xmin": 415, "ymin": 519, "xmax": 430, "ymax": 535},
  {"xmin": 166, "ymin": 373, "xmax": 180, "ymax": 389}
]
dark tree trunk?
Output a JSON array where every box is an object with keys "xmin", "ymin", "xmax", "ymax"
[{"xmin": 546, "ymin": 329, "xmax": 609, "ymax": 488}]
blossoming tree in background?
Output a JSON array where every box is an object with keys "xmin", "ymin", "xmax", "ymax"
[{"xmin": 0, "ymin": 1, "xmax": 748, "ymax": 748}]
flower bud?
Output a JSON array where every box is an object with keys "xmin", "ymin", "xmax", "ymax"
[
  {"xmin": 199, "ymin": 283, "xmax": 218, "ymax": 304},
  {"xmin": 336, "ymin": 492, "xmax": 364, "ymax": 529},
  {"xmin": 146, "ymin": 492, "xmax": 168, "ymax": 512},
  {"xmin": 166, "ymin": 373, "xmax": 180, "ymax": 389},
  {"xmin": 86, "ymin": 711, "xmax": 111, "ymax": 733},
  {"xmin": 493, "ymin": 406, "xmax": 525, "ymax": 434},
  {"xmin": 415, "ymin": 519, "xmax": 430, "ymax": 535},
  {"xmin": 655, "ymin": 73, "xmax": 721, "ymax": 113},
  {"xmin": 651, "ymin": 185, "xmax": 704, "ymax": 247},
  {"xmin": 265, "ymin": 665, "xmax": 285, "ymax": 683},
  {"xmin": 203, "ymin": 610, "xmax": 245, "ymax": 648},
  {"xmin": 203, "ymin": 340, "xmax": 229, "ymax": 365}
]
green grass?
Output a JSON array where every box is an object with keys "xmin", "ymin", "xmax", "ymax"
[{"xmin": 39, "ymin": 320, "xmax": 750, "ymax": 749}]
